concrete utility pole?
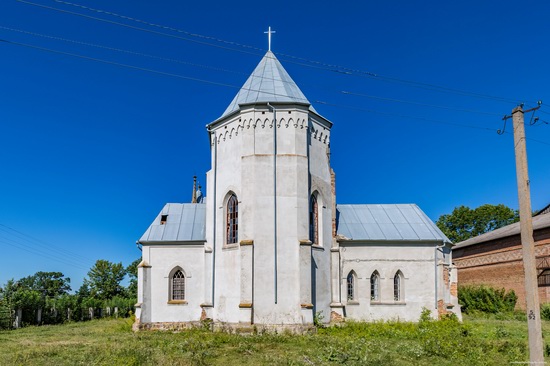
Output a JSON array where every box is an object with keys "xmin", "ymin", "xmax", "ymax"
[{"xmin": 510, "ymin": 105, "xmax": 543, "ymax": 363}]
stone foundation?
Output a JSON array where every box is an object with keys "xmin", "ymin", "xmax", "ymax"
[{"xmin": 133, "ymin": 319, "xmax": 316, "ymax": 334}]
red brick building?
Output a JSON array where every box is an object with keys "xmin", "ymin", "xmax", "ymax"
[{"xmin": 452, "ymin": 212, "xmax": 550, "ymax": 309}]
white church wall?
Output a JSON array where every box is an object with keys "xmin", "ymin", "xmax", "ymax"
[
  {"xmin": 146, "ymin": 244, "xmax": 205, "ymax": 323},
  {"xmin": 207, "ymin": 116, "xmax": 244, "ymax": 324},
  {"xmin": 340, "ymin": 242, "xmax": 438, "ymax": 322}
]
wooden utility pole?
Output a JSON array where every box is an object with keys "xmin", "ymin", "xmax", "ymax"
[{"xmin": 511, "ymin": 105, "xmax": 544, "ymax": 363}]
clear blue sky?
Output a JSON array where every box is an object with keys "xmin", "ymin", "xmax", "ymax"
[{"xmin": 1, "ymin": 0, "xmax": 549, "ymax": 291}]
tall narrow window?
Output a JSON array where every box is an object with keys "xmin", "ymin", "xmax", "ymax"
[
  {"xmin": 347, "ymin": 271, "xmax": 356, "ymax": 301},
  {"xmin": 171, "ymin": 270, "xmax": 185, "ymax": 300},
  {"xmin": 370, "ymin": 271, "xmax": 380, "ymax": 301},
  {"xmin": 226, "ymin": 194, "xmax": 238, "ymax": 244},
  {"xmin": 394, "ymin": 271, "xmax": 403, "ymax": 301},
  {"xmin": 309, "ymin": 195, "xmax": 318, "ymax": 244}
]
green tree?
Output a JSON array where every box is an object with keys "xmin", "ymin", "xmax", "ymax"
[
  {"xmin": 17, "ymin": 271, "xmax": 71, "ymax": 298},
  {"xmin": 436, "ymin": 204, "xmax": 519, "ymax": 243},
  {"xmin": 85, "ymin": 260, "xmax": 126, "ymax": 300},
  {"xmin": 125, "ymin": 258, "xmax": 141, "ymax": 299}
]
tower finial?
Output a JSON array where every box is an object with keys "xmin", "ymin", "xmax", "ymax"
[
  {"xmin": 191, "ymin": 176, "xmax": 197, "ymax": 203},
  {"xmin": 264, "ymin": 26, "xmax": 276, "ymax": 52}
]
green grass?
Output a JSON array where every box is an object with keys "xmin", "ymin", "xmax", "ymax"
[{"xmin": 1, "ymin": 316, "xmax": 550, "ymax": 365}]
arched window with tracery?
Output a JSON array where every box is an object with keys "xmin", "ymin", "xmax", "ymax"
[
  {"xmin": 370, "ymin": 271, "xmax": 380, "ymax": 302},
  {"xmin": 394, "ymin": 270, "xmax": 404, "ymax": 301},
  {"xmin": 347, "ymin": 271, "xmax": 356, "ymax": 301},
  {"xmin": 309, "ymin": 194, "xmax": 318, "ymax": 245},
  {"xmin": 226, "ymin": 194, "xmax": 238, "ymax": 244},
  {"xmin": 171, "ymin": 269, "xmax": 185, "ymax": 301}
]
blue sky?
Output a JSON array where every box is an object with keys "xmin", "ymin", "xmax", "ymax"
[{"xmin": 1, "ymin": 0, "xmax": 549, "ymax": 291}]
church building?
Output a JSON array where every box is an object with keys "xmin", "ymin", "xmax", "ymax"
[{"xmin": 134, "ymin": 39, "xmax": 461, "ymax": 332}]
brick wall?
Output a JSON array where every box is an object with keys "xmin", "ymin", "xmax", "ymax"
[{"xmin": 453, "ymin": 227, "xmax": 550, "ymax": 309}]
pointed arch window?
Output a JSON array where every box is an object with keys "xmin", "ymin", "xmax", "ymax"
[
  {"xmin": 370, "ymin": 271, "xmax": 380, "ymax": 302},
  {"xmin": 309, "ymin": 195, "xmax": 319, "ymax": 245},
  {"xmin": 171, "ymin": 270, "xmax": 185, "ymax": 301},
  {"xmin": 226, "ymin": 194, "xmax": 238, "ymax": 244},
  {"xmin": 347, "ymin": 271, "xmax": 356, "ymax": 301},
  {"xmin": 394, "ymin": 271, "xmax": 404, "ymax": 302}
]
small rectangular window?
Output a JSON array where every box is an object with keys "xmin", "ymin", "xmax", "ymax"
[{"xmin": 160, "ymin": 214, "xmax": 168, "ymax": 225}]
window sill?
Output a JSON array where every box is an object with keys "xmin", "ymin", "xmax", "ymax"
[
  {"xmin": 222, "ymin": 244, "xmax": 239, "ymax": 251},
  {"xmin": 370, "ymin": 301, "xmax": 406, "ymax": 306},
  {"xmin": 167, "ymin": 300, "xmax": 188, "ymax": 305}
]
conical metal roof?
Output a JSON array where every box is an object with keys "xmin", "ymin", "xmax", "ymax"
[{"xmin": 221, "ymin": 51, "xmax": 316, "ymax": 117}]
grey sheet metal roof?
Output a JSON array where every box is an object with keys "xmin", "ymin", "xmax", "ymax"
[
  {"xmin": 221, "ymin": 51, "xmax": 317, "ymax": 118},
  {"xmin": 336, "ymin": 204, "xmax": 451, "ymax": 243},
  {"xmin": 454, "ymin": 212, "xmax": 550, "ymax": 249},
  {"xmin": 139, "ymin": 203, "xmax": 206, "ymax": 243}
]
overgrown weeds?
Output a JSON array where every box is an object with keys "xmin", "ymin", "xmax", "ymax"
[{"xmin": 0, "ymin": 316, "xmax": 548, "ymax": 365}]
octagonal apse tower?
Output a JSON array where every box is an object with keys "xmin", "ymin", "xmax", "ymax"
[{"xmin": 201, "ymin": 49, "xmax": 334, "ymax": 329}]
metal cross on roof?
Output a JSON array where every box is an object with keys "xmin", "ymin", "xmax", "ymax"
[{"xmin": 264, "ymin": 26, "xmax": 276, "ymax": 51}]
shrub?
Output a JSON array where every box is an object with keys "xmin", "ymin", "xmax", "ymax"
[
  {"xmin": 540, "ymin": 303, "xmax": 550, "ymax": 321},
  {"xmin": 458, "ymin": 285, "xmax": 517, "ymax": 314}
]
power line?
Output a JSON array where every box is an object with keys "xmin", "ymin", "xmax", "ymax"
[
  {"xmin": 0, "ymin": 235, "xmax": 89, "ymax": 271},
  {"xmin": 313, "ymin": 100, "xmax": 500, "ymax": 132},
  {"xmin": 15, "ymin": 0, "xmax": 263, "ymax": 57},
  {"xmin": 3, "ymin": 36, "xmax": 547, "ymax": 146},
  {"xmin": 0, "ymin": 38, "xmax": 240, "ymax": 88},
  {"xmin": 17, "ymin": 0, "xmax": 528, "ymax": 104},
  {"xmin": 317, "ymin": 100, "xmax": 550, "ymax": 146},
  {"xmin": 1, "ymin": 25, "xmax": 508, "ymax": 118},
  {"xmin": 0, "ymin": 224, "xmax": 94, "ymax": 266},
  {"xmin": 0, "ymin": 25, "xmax": 249, "ymax": 77},
  {"xmin": 341, "ymin": 91, "xmax": 502, "ymax": 116},
  {"xmin": 52, "ymin": 0, "xmax": 265, "ymax": 53}
]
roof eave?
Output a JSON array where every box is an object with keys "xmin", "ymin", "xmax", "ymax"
[
  {"xmin": 337, "ymin": 238, "xmax": 452, "ymax": 245},
  {"xmin": 207, "ymin": 101, "xmax": 332, "ymax": 130},
  {"xmin": 138, "ymin": 240, "xmax": 206, "ymax": 245}
]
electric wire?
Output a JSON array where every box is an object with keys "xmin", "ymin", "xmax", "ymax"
[
  {"xmin": 0, "ymin": 235, "xmax": 90, "ymax": 271},
  {"xmin": 0, "ymin": 25, "xmax": 249, "ymax": 77},
  {"xmin": 0, "ymin": 26, "xmax": 510, "ymax": 118},
  {"xmin": 16, "ymin": 0, "xmax": 528, "ymax": 104},
  {"xmin": 15, "ymin": 0, "xmax": 264, "ymax": 57},
  {"xmin": 313, "ymin": 100, "xmax": 500, "ymax": 133},
  {"xmin": 0, "ymin": 224, "xmax": 95, "ymax": 266},
  {"xmin": 48, "ymin": 0, "xmax": 524, "ymax": 104},
  {"xmin": 3, "ymin": 36, "xmax": 549, "ymax": 146},
  {"xmin": 340, "ymin": 91, "xmax": 502, "ymax": 116},
  {"xmin": 52, "ymin": 0, "xmax": 265, "ymax": 53}
]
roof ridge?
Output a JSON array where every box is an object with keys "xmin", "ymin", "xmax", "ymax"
[{"xmin": 220, "ymin": 51, "xmax": 316, "ymax": 118}]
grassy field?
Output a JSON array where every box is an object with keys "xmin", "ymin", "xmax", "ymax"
[{"xmin": 1, "ymin": 315, "xmax": 549, "ymax": 365}]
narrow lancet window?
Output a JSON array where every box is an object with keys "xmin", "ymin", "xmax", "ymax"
[
  {"xmin": 226, "ymin": 194, "xmax": 238, "ymax": 244},
  {"xmin": 347, "ymin": 271, "xmax": 356, "ymax": 301},
  {"xmin": 370, "ymin": 271, "xmax": 380, "ymax": 301},
  {"xmin": 171, "ymin": 270, "xmax": 185, "ymax": 300},
  {"xmin": 309, "ymin": 195, "xmax": 319, "ymax": 244},
  {"xmin": 394, "ymin": 271, "xmax": 403, "ymax": 301}
]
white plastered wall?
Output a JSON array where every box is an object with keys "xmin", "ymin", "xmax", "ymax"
[
  {"xmin": 143, "ymin": 244, "xmax": 205, "ymax": 322},
  {"xmin": 340, "ymin": 242, "xmax": 438, "ymax": 321}
]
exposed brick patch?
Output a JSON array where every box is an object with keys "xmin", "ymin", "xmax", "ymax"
[
  {"xmin": 437, "ymin": 299, "xmax": 446, "ymax": 318},
  {"xmin": 330, "ymin": 311, "xmax": 344, "ymax": 323},
  {"xmin": 450, "ymin": 282, "xmax": 458, "ymax": 297}
]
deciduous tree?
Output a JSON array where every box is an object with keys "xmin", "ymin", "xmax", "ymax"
[
  {"xmin": 85, "ymin": 260, "xmax": 126, "ymax": 300},
  {"xmin": 436, "ymin": 204, "xmax": 519, "ymax": 243}
]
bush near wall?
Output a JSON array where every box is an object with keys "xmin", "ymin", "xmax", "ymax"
[{"xmin": 459, "ymin": 285, "xmax": 517, "ymax": 314}]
